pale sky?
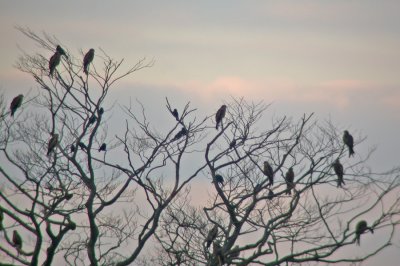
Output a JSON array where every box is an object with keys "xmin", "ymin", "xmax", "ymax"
[{"xmin": 1, "ymin": 1, "xmax": 399, "ymax": 264}]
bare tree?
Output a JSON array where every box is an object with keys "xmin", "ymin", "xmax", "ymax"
[
  {"xmin": 0, "ymin": 28, "xmax": 399, "ymax": 266},
  {"xmin": 154, "ymin": 100, "xmax": 400, "ymax": 265}
]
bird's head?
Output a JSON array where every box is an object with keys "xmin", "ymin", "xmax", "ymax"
[
  {"xmin": 90, "ymin": 48, "xmax": 95, "ymax": 54},
  {"xmin": 344, "ymin": 130, "xmax": 349, "ymax": 135}
]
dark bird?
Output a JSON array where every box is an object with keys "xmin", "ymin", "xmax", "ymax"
[
  {"xmin": 12, "ymin": 230, "xmax": 22, "ymax": 250},
  {"xmin": 214, "ymin": 174, "xmax": 224, "ymax": 186},
  {"xmin": 206, "ymin": 224, "xmax": 218, "ymax": 248},
  {"xmin": 78, "ymin": 142, "xmax": 87, "ymax": 150},
  {"xmin": 215, "ymin": 105, "xmax": 227, "ymax": 130},
  {"xmin": 65, "ymin": 193, "xmax": 73, "ymax": 201},
  {"xmin": 10, "ymin": 94, "xmax": 24, "ymax": 117},
  {"xmin": 263, "ymin": 161, "xmax": 274, "ymax": 187},
  {"xmin": 332, "ymin": 159, "xmax": 345, "ymax": 188},
  {"xmin": 172, "ymin": 108, "xmax": 179, "ymax": 121},
  {"xmin": 70, "ymin": 144, "xmax": 76, "ymax": 153},
  {"xmin": 285, "ymin": 167, "xmax": 295, "ymax": 195},
  {"xmin": 56, "ymin": 45, "xmax": 67, "ymax": 57},
  {"xmin": 98, "ymin": 107, "xmax": 104, "ymax": 116},
  {"xmin": 343, "ymin": 130, "xmax": 355, "ymax": 157},
  {"xmin": 47, "ymin": 134, "xmax": 59, "ymax": 156},
  {"xmin": 83, "ymin": 48, "xmax": 95, "ymax": 75},
  {"xmin": 229, "ymin": 139, "xmax": 236, "ymax": 149},
  {"xmin": 355, "ymin": 220, "xmax": 374, "ymax": 245},
  {"xmin": 49, "ymin": 51, "xmax": 61, "ymax": 77},
  {"xmin": 172, "ymin": 127, "xmax": 187, "ymax": 141},
  {"xmin": 88, "ymin": 115, "xmax": 97, "ymax": 125},
  {"xmin": 99, "ymin": 143, "xmax": 107, "ymax": 152}
]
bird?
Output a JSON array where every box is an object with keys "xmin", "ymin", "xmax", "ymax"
[
  {"xmin": 214, "ymin": 174, "xmax": 224, "ymax": 186},
  {"xmin": 215, "ymin": 105, "xmax": 227, "ymax": 130},
  {"xmin": 12, "ymin": 230, "xmax": 22, "ymax": 250},
  {"xmin": 229, "ymin": 139, "xmax": 236, "ymax": 149},
  {"xmin": 83, "ymin": 48, "xmax": 95, "ymax": 75},
  {"xmin": 10, "ymin": 94, "xmax": 24, "ymax": 117},
  {"xmin": 206, "ymin": 224, "xmax": 218, "ymax": 248},
  {"xmin": 49, "ymin": 50, "xmax": 62, "ymax": 77},
  {"xmin": 172, "ymin": 127, "xmax": 187, "ymax": 141},
  {"xmin": 56, "ymin": 45, "xmax": 67, "ymax": 57},
  {"xmin": 343, "ymin": 130, "xmax": 355, "ymax": 157},
  {"xmin": 263, "ymin": 161, "xmax": 274, "ymax": 187},
  {"xmin": 332, "ymin": 159, "xmax": 345, "ymax": 187},
  {"xmin": 98, "ymin": 107, "xmax": 104, "ymax": 116},
  {"xmin": 88, "ymin": 115, "xmax": 97, "ymax": 125},
  {"xmin": 65, "ymin": 193, "xmax": 73, "ymax": 201},
  {"xmin": 99, "ymin": 143, "xmax": 107, "ymax": 152},
  {"xmin": 355, "ymin": 220, "xmax": 374, "ymax": 245},
  {"xmin": 285, "ymin": 167, "xmax": 295, "ymax": 195},
  {"xmin": 172, "ymin": 108, "xmax": 179, "ymax": 121},
  {"xmin": 70, "ymin": 144, "xmax": 76, "ymax": 153},
  {"xmin": 47, "ymin": 134, "xmax": 59, "ymax": 156}
]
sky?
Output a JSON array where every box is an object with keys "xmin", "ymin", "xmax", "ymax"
[{"xmin": 1, "ymin": 1, "xmax": 400, "ymax": 264}]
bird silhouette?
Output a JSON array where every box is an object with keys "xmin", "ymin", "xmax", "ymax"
[
  {"xmin": 266, "ymin": 190, "xmax": 274, "ymax": 200},
  {"xmin": 214, "ymin": 174, "xmax": 224, "ymax": 186},
  {"xmin": 172, "ymin": 108, "xmax": 179, "ymax": 121},
  {"xmin": 355, "ymin": 220, "xmax": 374, "ymax": 245},
  {"xmin": 215, "ymin": 105, "xmax": 227, "ymax": 130},
  {"xmin": 343, "ymin": 130, "xmax": 355, "ymax": 157},
  {"xmin": 263, "ymin": 161, "xmax": 274, "ymax": 187},
  {"xmin": 56, "ymin": 45, "xmax": 67, "ymax": 57},
  {"xmin": 172, "ymin": 127, "xmax": 187, "ymax": 141},
  {"xmin": 285, "ymin": 167, "xmax": 295, "ymax": 195},
  {"xmin": 47, "ymin": 134, "xmax": 59, "ymax": 156},
  {"xmin": 49, "ymin": 51, "xmax": 61, "ymax": 77},
  {"xmin": 10, "ymin": 94, "xmax": 23, "ymax": 117},
  {"xmin": 206, "ymin": 224, "xmax": 218, "ymax": 248},
  {"xmin": 99, "ymin": 143, "xmax": 107, "ymax": 152},
  {"xmin": 78, "ymin": 142, "xmax": 87, "ymax": 150},
  {"xmin": 83, "ymin": 48, "xmax": 95, "ymax": 75},
  {"xmin": 12, "ymin": 230, "xmax": 22, "ymax": 250},
  {"xmin": 332, "ymin": 159, "xmax": 345, "ymax": 187},
  {"xmin": 70, "ymin": 144, "xmax": 76, "ymax": 153},
  {"xmin": 88, "ymin": 115, "xmax": 97, "ymax": 125},
  {"xmin": 98, "ymin": 107, "xmax": 104, "ymax": 116}
]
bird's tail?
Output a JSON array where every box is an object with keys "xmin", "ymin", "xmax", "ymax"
[
  {"xmin": 356, "ymin": 235, "xmax": 360, "ymax": 245},
  {"xmin": 84, "ymin": 66, "xmax": 88, "ymax": 75},
  {"xmin": 349, "ymin": 148, "xmax": 355, "ymax": 157}
]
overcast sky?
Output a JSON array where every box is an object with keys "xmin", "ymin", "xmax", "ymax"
[{"xmin": 1, "ymin": 1, "xmax": 399, "ymax": 264}]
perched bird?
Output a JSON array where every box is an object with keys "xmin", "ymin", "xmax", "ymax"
[
  {"xmin": 206, "ymin": 224, "xmax": 218, "ymax": 248},
  {"xmin": 229, "ymin": 139, "xmax": 236, "ymax": 149},
  {"xmin": 98, "ymin": 107, "xmax": 104, "ymax": 116},
  {"xmin": 78, "ymin": 142, "xmax": 87, "ymax": 150},
  {"xmin": 215, "ymin": 105, "xmax": 227, "ymax": 130},
  {"xmin": 99, "ymin": 143, "xmax": 107, "ymax": 152},
  {"xmin": 83, "ymin": 48, "xmax": 95, "ymax": 75},
  {"xmin": 172, "ymin": 108, "xmax": 179, "ymax": 121},
  {"xmin": 10, "ymin": 94, "xmax": 24, "ymax": 117},
  {"xmin": 47, "ymin": 134, "xmax": 59, "ymax": 156},
  {"xmin": 88, "ymin": 115, "xmax": 97, "ymax": 125},
  {"xmin": 65, "ymin": 193, "xmax": 73, "ymax": 201},
  {"xmin": 332, "ymin": 159, "xmax": 345, "ymax": 188},
  {"xmin": 263, "ymin": 161, "xmax": 274, "ymax": 187},
  {"xmin": 172, "ymin": 127, "xmax": 187, "ymax": 141},
  {"xmin": 285, "ymin": 167, "xmax": 295, "ymax": 195},
  {"xmin": 214, "ymin": 174, "xmax": 224, "ymax": 186},
  {"xmin": 56, "ymin": 45, "xmax": 67, "ymax": 57},
  {"xmin": 12, "ymin": 230, "xmax": 22, "ymax": 250},
  {"xmin": 70, "ymin": 144, "xmax": 76, "ymax": 153},
  {"xmin": 343, "ymin": 130, "xmax": 355, "ymax": 157},
  {"xmin": 355, "ymin": 220, "xmax": 374, "ymax": 245},
  {"xmin": 49, "ymin": 51, "xmax": 61, "ymax": 77}
]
